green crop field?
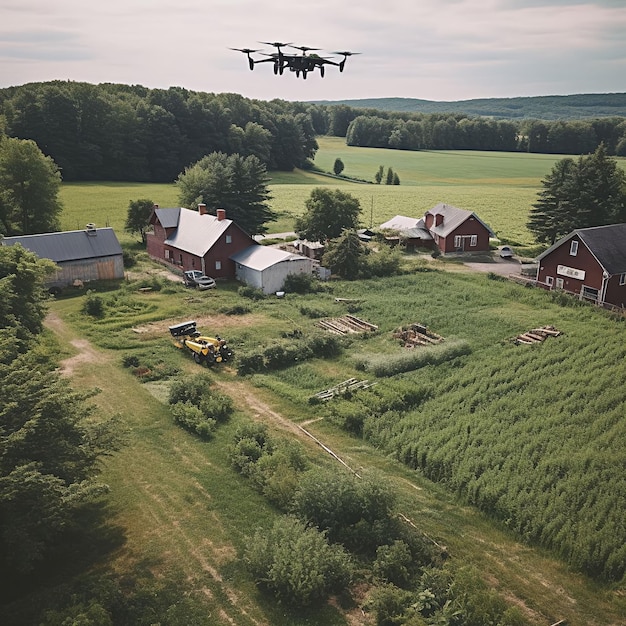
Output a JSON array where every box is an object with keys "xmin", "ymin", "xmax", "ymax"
[{"xmin": 59, "ymin": 138, "xmax": 624, "ymax": 250}]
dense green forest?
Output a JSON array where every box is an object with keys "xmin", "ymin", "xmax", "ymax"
[
  {"xmin": 310, "ymin": 93, "xmax": 626, "ymax": 120},
  {"xmin": 1, "ymin": 82, "xmax": 625, "ymax": 184}
]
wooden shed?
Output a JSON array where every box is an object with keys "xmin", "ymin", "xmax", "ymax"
[{"xmin": 2, "ymin": 226, "xmax": 124, "ymax": 288}]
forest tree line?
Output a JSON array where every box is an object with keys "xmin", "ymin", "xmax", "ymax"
[{"xmin": 1, "ymin": 81, "xmax": 625, "ymax": 185}]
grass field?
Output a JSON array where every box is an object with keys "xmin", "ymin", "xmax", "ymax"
[{"xmin": 60, "ymin": 139, "xmax": 618, "ymax": 250}]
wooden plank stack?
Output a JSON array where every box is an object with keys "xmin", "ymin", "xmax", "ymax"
[
  {"xmin": 316, "ymin": 315, "xmax": 378, "ymax": 335},
  {"xmin": 514, "ymin": 325, "xmax": 561, "ymax": 345},
  {"xmin": 393, "ymin": 323, "xmax": 444, "ymax": 348},
  {"xmin": 312, "ymin": 378, "xmax": 376, "ymax": 401}
]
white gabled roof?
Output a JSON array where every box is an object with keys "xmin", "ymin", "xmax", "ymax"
[
  {"xmin": 425, "ymin": 203, "xmax": 495, "ymax": 238},
  {"xmin": 164, "ymin": 208, "xmax": 232, "ymax": 257},
  {"xmin": 379, "ymin": 215, "xmax": 421, "ymax": 231},
  {"xmin": 230, "ymin": 245, "xmax": 304, "ymax": 271}
]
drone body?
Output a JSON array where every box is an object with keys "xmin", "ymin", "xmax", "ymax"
[{"xmin": 230, "ymin": 42, "xmax": 360, "ymax": 79}]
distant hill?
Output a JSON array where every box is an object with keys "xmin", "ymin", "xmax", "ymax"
[{"xmin": 308, "ymin": 93, "xmax": 626, "ymax": 120}]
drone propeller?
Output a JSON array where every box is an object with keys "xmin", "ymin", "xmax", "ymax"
[
  {"xmin": 332, "ymin": 51, "xmax": 361, "ymax": 57},
  {"xmin": 259, "ymin": 41, "xmax": 292, "ymax": 49},
  {"xmin": 229, "ymin": 48, "xmax": 262, "ymax": 54},
  {"xmin": 290, "ymin": 45, "xmax": 322, "ymax": 54}
]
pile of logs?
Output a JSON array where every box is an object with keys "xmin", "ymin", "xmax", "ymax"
[
  {"xmin": 316, "ymin": 315, "xmax": 378, "ymax": 335},
  {"xmin": 393, "ymin": 323, "xmax": 444, "ymax": 348},
  {"xmin": 312, "ymin": 378, "xmax": 376, "ymax": 401},
  {"xmin": 513, "ymin": 325, "xmax": 561, "ymax": 345}
]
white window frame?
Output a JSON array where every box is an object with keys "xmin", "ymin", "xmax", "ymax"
[
  {"xmin": 215, "ymin": 260, "xmax": 222, "ymax": 271},
  {"xmin": 570, "ymin": 240, "xmax": 578, "ymax": 256},
  {"xmin": 225, "ymin": 235, "xmax": 232, "ymax": 244},
  {"xmin": 555, "ymin": 277, "xmax": 564, "ymax": 290},
  {"xmin": 454, "ymin": 235, "xmax": 461, "ymax": 248},
  {"xmin": 546, "ymin": 276, "xmax": 554, "ymax": 287},
  {"xmin": 470, "ymin": 235, "xmax": 478, "ymax": 247},
  {"xmin": 620, "ymin": 273, "xmax": 626, "ymax": 286}
]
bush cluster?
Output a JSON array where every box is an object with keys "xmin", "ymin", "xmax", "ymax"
[
  {"xmin": 237, "ymin": 285, "xmax": 266, "ymax": 300},
  {"xmin": 228, "ymin": 423, "xmax": 307, "ymax": 509},
  {"xmin": 168, "ymin": 373, "xmax": 233, "ymax": 439},
  {"xmin": 237, "ymin": 333, "xmax": 342, "ymax": 375}
]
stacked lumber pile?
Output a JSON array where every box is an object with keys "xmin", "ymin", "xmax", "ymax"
[
  {"xmin": 393, "ymin": 323, "xmax": 444, "ymax": 348},
  {"xmin": 312, "ymin": 378, "xmax": 376, "ymax": 401},
  {"xmin": 316, "ymin": 315, "xmax": 378, "ymax": 335},
  {"xmin": 513, "ymin": 325, "xmax": 561, "ymax": 345}
]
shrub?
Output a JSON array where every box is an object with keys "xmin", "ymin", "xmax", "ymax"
[
  {"xmin": 168, "ymin": 373, "xmax": 212, "ymax": 406},
  {"xmin": 82, "ymin": 291, "xmax": 105, "ymax": 317},
  {"xmin": 198, "ymin": 393, "xmax": 233, "ymax": 423},
  {"xmin": 122, "ymin": 249, "xmax": 137, "ymax": 268},
  {"xmin": 283, "ymin": 273, "xmax": 319, "ymax": 294},
  {"xmin": 219, "ymin": 304, "xmax": 251, "ymax": 315},
  {"xmin": 122, "ymin": 354, "xmax": 140, "ymax": 368},
  {"xmin": 170, "ymin": 401, "xmax": 216, "ymax": 439},
  {"xmin": 238, "ymin": 285, "xmax": 266, "ymax": 300},
  {"xmin": 245, "ymin": 516, "xmax": 353, "ymax": 606},
  {"xmin": 373, "ymin": 540, "xmax": 414, "ymax": 587}
]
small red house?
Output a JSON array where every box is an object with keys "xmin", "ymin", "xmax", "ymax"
[
  {"xmin": 424, "ymin": 204, "xmax": 494, "ymax": 254},
  {"xmin": 146, "ymin": 204, "xmax": 257, "ymax": 279},
  {"xmin": 536, "ymin": 223, "xmax": 626, "ymax": 309}
]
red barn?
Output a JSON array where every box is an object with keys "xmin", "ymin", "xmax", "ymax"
[
  {"xmin": 424, "ymin": 203, "xmax": 494, "ymax": 254},
  {"xmin": 146, "ymin": 204, "xmax": 257, "ymax": 279},
  {"xmin": 536, "ymin": 223, "xmax": 626, "ymax": 309}
]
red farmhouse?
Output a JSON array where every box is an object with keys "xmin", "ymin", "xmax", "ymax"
[
  {"xmin": 423, "ymin": 203, "xmax": 494, "ymax": 254},
  {"xmin": 146, "ymin": 204, "xmax": 257, "ymax": 279},
  {"xmin": 536, "ymin": 223, "xmax": 626, "ymax": 309}
]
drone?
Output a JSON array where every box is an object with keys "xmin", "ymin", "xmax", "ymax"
[{"xmin": 230, "ymin": 41, "xmax": 360, "ymax": 79}]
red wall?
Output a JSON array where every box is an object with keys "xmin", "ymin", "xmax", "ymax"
[{"xmin": 537, "ymin": 235, "xmax": 604, "ymax": 296}]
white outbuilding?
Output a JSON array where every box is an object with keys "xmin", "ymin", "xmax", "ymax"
[{"xmin": 230, "ymin": 246, "xmax": 314, "ymax": 294}]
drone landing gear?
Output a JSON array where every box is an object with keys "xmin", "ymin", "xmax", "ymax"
[
  {"xmin": 320, "ymin": 66, "xmax": 325, "ymax": 78},
  {"xmin": 249, "ymin": 58, "xmax": 254, "ymax": 70}
]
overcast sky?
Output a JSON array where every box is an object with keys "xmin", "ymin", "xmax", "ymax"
[{"xmin": 1, "ymin": 0, "xmax": 625, "ymax": 103}]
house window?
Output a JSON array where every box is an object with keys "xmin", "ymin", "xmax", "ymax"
[
  {"xmin": 470, "ymin": 235, "xmax": 477, "ymax": 247},
  {"xmin": 620, "ymin": 274, "xmax": 626, "ymax": 286},
  {"xmin": 164, "ymin": 249, "xmax": 170, "ymax": 260},
  {"xmin": 546, "ymin": 276, "xmax": 554, "ymax": 287},
  {"xmin": 570, "ymin": 240, "xmax": 578, "ymax": 256},
  {"xmin": 225, "ymin": 235, "xmax": 232, "ymax": 244},
  {"xmin": 454, "ymin": 235, "xmax": 461, "ymax": 249},
  {"xmin": 555, "ymin": 277, "xmax": 564, "ymax": 290},
  {"xmin": 215, "ymin": 260, "xmax": 222, "ymax": 271}
]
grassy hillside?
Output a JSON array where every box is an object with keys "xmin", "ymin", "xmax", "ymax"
[{"xmin": 309, "ymin": 93, "xmax": 626, "ymax": 120}]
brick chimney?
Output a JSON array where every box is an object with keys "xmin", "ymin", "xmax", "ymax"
[
  {"xmin": 216, "ymin": 208, "xmax": 226, "ymax": 221},
  {"xmin": 198, "ymin": 203, "xmax": 208, "ymax": 215},
  {"xmin": 435, "ymin": 214, "xmax": 444, "ymax": 226}
]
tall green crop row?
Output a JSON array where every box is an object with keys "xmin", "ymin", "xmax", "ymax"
[{"xmin": 260, "ymin": 271, "xmax": 626, "ymax": 582}]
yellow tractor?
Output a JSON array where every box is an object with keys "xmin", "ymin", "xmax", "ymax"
[{"xmin": 169, "ymin": 321, "xmax": 233, "ymax": 366}]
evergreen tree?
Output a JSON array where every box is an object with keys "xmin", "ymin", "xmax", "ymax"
[
  {"xmin": 321, "ymin": 229, "xmax": 366, "ymax": 280},
  {"xmin": 528, "ymin": 145, "xmax": 626, "ymax": 244},
  {"xmin": 176, "ymin": 152, "xmax": 275, "ymax": 235},
  {"xmin": 385, "ymin": 167, "xmax": 394, "ymax": 185},
  {"xmin": 333, "ymin": 158, "xmax": 345, "ymax": 176},
  {"xmin": 375, "ymin": 165, "xmax": 384, "ymax": 184}
]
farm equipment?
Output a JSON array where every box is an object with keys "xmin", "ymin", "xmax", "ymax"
[{"xmin": 168, "ymin": 320, "xmax": 233, "ymax": 366}]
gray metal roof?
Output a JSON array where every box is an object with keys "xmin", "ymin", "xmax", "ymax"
[
  {"xmin": 2, "ymin": 228, "xmax": 122, "ymax": 262},
  {"xmin": 425, "ymin": 203, "xmax": 495, "ymax": 238},
  {"xmin": 162, "ymin": 208, "xmax": 232, "ymax": 257},
  {"xmin": 379, "ymin": 215, "xmax": 421, "ymax": 231},
  {"xmin": 154, "ymin": 207, "xmax": 181, "ymax": 228},
  {"xmin": 230, "ymin": 245, "xmax": 303, "ymax": 271},
  {"xmin": 537, "ymin": 223, "xmax": 626, "ymax": 275}
]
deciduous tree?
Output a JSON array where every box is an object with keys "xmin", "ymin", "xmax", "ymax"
[
  {"xmin": 124, "ymin": 198, "xmax": 154, "ymax": 243},
  {"xmin": 0, "ymin": 137, "xmax": 62, "ymax": 236},
  {"xmin": 294, "ymin": 187, "xmax": 362, "ymax": 243}
]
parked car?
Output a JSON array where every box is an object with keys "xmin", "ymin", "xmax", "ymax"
[
  {"xmin": 499, "ymin": 246, "xmax": 514, "ymax": 259},
  {"xmin": 183, "ymin": 270, "xmax": 216, "ymax": 290}
]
